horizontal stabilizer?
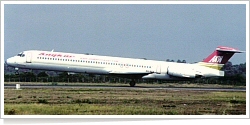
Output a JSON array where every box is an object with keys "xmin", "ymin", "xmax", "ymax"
[{"xmin": 216, "ymin": 46, "xmax": 244, "ymax": 53}]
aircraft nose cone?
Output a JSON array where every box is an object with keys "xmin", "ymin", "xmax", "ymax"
[{"xmin": 6, "ymin": 57, "xmax": 16, "ymax": 66}]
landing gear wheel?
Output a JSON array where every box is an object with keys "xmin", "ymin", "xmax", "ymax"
[
  {"xmin": 129, "ymin": 81, "xmax": 136, "ymax": 87},
  {"xmin": 15, "ymin": 67, "xmax": 19, "ymax": 75}
]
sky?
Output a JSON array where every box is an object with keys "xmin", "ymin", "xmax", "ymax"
[{"xmin": 3, "ymin": 2, "xmax": 247, "ymax": 64}]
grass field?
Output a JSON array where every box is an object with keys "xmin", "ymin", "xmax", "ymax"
[{"xmin": 4, "ymin": 83, "xmax": 246, "ymax": 115}]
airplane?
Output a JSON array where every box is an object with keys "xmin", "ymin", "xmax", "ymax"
[{"xmin": 5, "ymin": 46, "xmax": 244, "ymax": 87}]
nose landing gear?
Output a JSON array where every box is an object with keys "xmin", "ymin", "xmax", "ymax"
[{"xmin": 15, "ymin": 67, "xmax": 19, "ymax": 75}]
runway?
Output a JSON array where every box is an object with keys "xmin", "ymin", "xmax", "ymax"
[{"xmin": 4, "ymin": 84, "xmax": 246, "ymax": 92}]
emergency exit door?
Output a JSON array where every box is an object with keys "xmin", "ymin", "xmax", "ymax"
[
  {"xmin": 26, "ymin": 52, "xmax": 32, "ymax": 63},
  {"xmin": 156, "ymin": 65, "xmax": 161, "ymax": 74}
]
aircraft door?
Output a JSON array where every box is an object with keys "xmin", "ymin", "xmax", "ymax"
[
  {"xmin": 26, "ymin": 52, "xmax": 32, "ymax": 63},
  {"xmin": 156, "ymin": 65, "xmax": 161, "ymax": 74},
  {"xmin": 161, "ymin": 65, "xmax": 169, "ymax": 74}
]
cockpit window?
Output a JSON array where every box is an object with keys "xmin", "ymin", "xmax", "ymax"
[{"xmin": 17, "ymin": 52, "xmax": 25, "ymax": 57}]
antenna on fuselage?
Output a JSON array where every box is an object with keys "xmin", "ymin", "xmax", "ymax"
[{"xmin": 51, "ymin": 49, "xmax": 54, "ymax": 52}]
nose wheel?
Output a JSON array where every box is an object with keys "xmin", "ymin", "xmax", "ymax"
[{"xmin": 15, "ymin": 67, "xmax": 19, "ymax": 75}]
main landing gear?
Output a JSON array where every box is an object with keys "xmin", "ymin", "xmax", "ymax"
[{"xmin": 129, "ymin": 80, "xmax": 136, "ymax": 87}]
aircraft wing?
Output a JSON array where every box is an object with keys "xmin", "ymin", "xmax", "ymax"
[{"xmin": 105, "ymin": 68, "xmax": 152, "ymax": 79}]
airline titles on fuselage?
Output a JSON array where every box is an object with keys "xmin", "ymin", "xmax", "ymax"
[
  {"xmin": 36, "ymin": 52, "xmax": 153, "ymax": 69},
  {"xmin": 39, "ymin": 52, "xmax": 75, "ymax": 58}
]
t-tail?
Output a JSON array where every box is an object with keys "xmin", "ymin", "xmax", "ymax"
[{"xmin": 197, "ymin": 46, "xmax": 244, "ymax": 70}]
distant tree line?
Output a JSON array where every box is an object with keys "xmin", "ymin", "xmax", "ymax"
[
  {"xmin": 4, "ymin": 61, "xmax": 246, "ymax": 86},
  {"xmin": 166, "ymin": 59, "xmax": 186, "ymax": 63}
]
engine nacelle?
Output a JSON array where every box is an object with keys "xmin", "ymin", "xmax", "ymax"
[{"xmin": 167, "ymin": 67, "xmax": 202, "ymax": 78}]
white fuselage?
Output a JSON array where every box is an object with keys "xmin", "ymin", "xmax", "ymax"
[{"xmin": 6, "ymin": 50, "xmax": 224, "ymax": 80}]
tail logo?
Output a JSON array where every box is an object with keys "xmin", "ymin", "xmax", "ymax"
[{"xmin": 208, "ymin": 56, "xmax": 223, "ymax": 63}]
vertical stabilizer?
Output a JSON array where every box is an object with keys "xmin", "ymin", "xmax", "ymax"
[{"xmin": 197, "ymin": 46, "xmax": 243, "ymax": 70}]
